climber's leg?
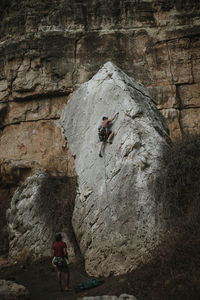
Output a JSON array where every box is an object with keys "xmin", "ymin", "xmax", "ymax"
[
  {"xmin": 99, "ymin": 141, "xmax": 105, "ymax": 157},
  {"xmin": 107, "ymin": 132, "xmax": 114, "ymax": 143}
]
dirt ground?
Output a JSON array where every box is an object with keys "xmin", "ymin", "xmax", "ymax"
[
  {"xmin": 1, "ymin": 236, "xmax": 200, "ymax": 300},
  {"xmin": 0, "ymin": 258, "xmax": 135, "ymax": 300}
]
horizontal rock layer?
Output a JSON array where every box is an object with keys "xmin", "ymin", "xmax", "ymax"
[{"xmin": 0, "ymin": 1, "xmax": 199, "ymax": 182}]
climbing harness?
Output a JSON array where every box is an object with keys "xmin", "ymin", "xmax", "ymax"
[
  {"xmin": 98, "ymin": 125, "xmax": 111, "ymax": 142},
  {"xmin": 98, "ymin": 126, "xmax": 107, "ymax": 142},
  {"xmin": 52, "ymin": 256, "xmax": 64, "ymax": 267}
]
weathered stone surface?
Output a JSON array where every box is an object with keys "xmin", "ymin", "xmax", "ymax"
[
  {"xmin": 0, "ymin": 0, "xmax": 200, "ymax": 264},
  {"xmin": 0, "ymin": 94, "xmax": 76, "ymax": 190},
  {"xmin": 0, "ymin": 187, "xmax": 16, "ymax": 254},
  {"xmin": 161, "ymin": 108, "xmax": 182, "ymax": 140},
  {"xmin": 0, "ymin": 119, "xmax": 73, "ymax": 184},
  {"xmin": 177, "ymin": 83, "xmax": 200, "ymax": 108},
  {"xmin": 61, "ymin": 62, "xmax": 170, "ymax": 276},
  {"xmin": 1, "ymin": 96, "xmax": 67, "ymax": 127},
  {"xmin": 0, "ymin": 94, "xmax": 75, "ymax": 252},
  {"xmin": 180, "ymin": 108, "xmax": 200, "ymax": 135},
  {"xmin": 0, "ymin": 0, "xmax": 199, "ymax": 138},
  {"xmin": 77, "ymin": 295, "xmax": 137, "ymax": 300},
  {"xmin": 0, "ymin": 95, "xmax": 75, "ymax": 181},
  {"xmin": 0, "ymin": 280, "xmax": 29, "ymax": 300},
  {"xmin": 147, "ymin": 85, "xmax": 177, "ymax": 109},
  {"xmin": 7, "ymin": 173, "xmax": 78, "ymax": 263}
]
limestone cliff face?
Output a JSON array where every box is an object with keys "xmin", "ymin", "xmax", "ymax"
[
  {"xmin": 0, "ymin": 1, "xmax": 200, "ymax": 253},
  {"xmin": 61, "ymin": 62, "xmax": 170, "ymax": 276},
  {"xmin": 0, "ymin": 0, "xmax": 199, "ymax": 182}
]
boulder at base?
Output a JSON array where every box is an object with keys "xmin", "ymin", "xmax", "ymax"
[
  {"xmin": 77, "ymin": 294, "xmax": 137, "ymax": 300},
  {"xmin": 7, "ymin": 173, "xmax": 77, "ymax": 263},
  {"xmin": 61, "ymin": 62, "xmax": 170, "ymax": 276},
  {"xmin": 0, "ymin": 280, "xmax": 29, "ymax": 300}
]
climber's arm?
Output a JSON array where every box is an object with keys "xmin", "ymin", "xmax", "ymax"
[{"xmin": 110, "ymin": 112, "xmax": 119, "ymax": 122}]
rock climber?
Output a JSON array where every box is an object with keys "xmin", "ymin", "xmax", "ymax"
[
  {"xmin": 52, "ymin": 232, "xmax": 70, "ymax": 292},
  {"xmin": 98, "ymin": 112, "xmax": 119, "ymax": 157}
]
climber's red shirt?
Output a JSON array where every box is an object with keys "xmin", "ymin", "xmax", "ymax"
[{"xmin": 52, "ymin": 241, "xmax": 67, "ymax": 257}]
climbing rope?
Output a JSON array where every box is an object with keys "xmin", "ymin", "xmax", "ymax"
[
  {"xmin": 103, "ymin": 150, "xmax": 112, "ymax": 218},
  {"xmin": 100, "ymin": 149, "xmax": 113, "ymax": 240}
]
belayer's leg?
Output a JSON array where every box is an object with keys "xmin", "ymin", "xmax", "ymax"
[
  {"xmin": 64, "ymin": 270, "xmax": 70, "ymax": 291},
  {"xmin": 57, "ymin": 270, "xmax": 63, "ymax": 291}
]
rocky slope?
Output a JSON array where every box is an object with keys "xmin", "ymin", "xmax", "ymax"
[{"xmin": 0, "ymin": 0, "xmax": 200, "ymax": 255}]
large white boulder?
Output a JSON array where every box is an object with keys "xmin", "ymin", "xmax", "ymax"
[{"xmin": 61, "ymin": 62, "xmax": 170, "ymax": 276}]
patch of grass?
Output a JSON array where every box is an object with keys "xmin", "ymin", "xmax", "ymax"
[{"xmin": 134, "ymin": 141, "xmax": 143, "ymax": 149}]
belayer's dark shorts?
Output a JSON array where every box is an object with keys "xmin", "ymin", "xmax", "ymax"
[
  {"xmin": 56, "ymin": 258, "xmax": 69, "ymax": 272},
  {"xmin": 53, "ymin": 256, "xmax": 69, "ymax": 272}
]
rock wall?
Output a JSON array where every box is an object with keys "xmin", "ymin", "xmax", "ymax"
[
  {"xmin": 61, "ymin": 62, "xmax": 170, "ymax": 276},
  {"xmin": 0, "ymin": 1, "xmax": 199, "ymax": 141},
  {"xmin": 0, "ymin": 0, "xmax": 200, "ymax": 254},
  {"xmin": 1, "ymin": 0, "xmax": 200, "ymax": 184}
]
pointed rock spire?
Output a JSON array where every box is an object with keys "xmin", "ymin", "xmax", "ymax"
[{"xmin": 61, "ymin": 62, "xmax": 170, "ymax": 276}]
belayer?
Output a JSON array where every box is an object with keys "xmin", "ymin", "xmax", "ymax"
[
  {"xmin": 52, "ymin": 232, "xmax": 70, "ymax": 292},
  {"xmin": 98, "ymin": 112, "xmax": 119, "ymax": 157}
]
